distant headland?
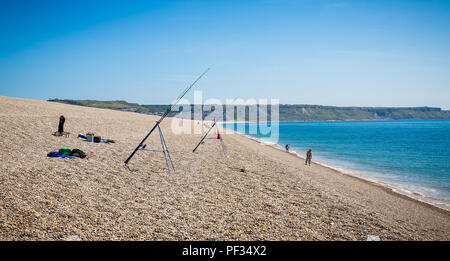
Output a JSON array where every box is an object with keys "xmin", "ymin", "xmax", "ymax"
[{"xmin": 48, "ymin": 99, "xmax": 450, "ymax": 122}]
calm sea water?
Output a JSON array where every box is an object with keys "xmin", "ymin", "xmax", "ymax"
[{"xmin": 223, "ymin": 120, "xmax": 450, "ymax": 207}]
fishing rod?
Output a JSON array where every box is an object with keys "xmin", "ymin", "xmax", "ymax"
[
  {"xmin": 124, "ymin": 67, "xmax": 211, "ymax": 165},
  {"xmin": 192, "ymin": 121, "xmax": 216, "ymax": 153}
]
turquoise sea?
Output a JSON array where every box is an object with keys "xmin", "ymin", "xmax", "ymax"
[{"xmin": 223, "ymin": 120, "xmax": 450, "ymax": 210}]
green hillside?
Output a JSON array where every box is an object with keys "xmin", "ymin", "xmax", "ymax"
[{"xmin": 48, "ymin": 99, "xmax": 450, "ymax": 122}]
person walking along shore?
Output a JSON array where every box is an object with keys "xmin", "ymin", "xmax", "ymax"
[{"xmin": 306, "ymin": 148, "xmax": 312, "ymax": 166}]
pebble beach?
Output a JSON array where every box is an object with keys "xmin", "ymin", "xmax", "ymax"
[{"xmin": 0, "ymin": 96, "xmax": 449, "ymax": 241}]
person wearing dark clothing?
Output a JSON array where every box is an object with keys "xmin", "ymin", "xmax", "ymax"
[
  {"xmin": 305, "ymin": 148, "xmax": 312, "ymax": 166},
  {"xmin": 285, "ymin": 144, "xmax": 290, "ymax": 152},
  {"xmin": 58, "ymin": 115, "xmax": 65, "ymax": 133}
]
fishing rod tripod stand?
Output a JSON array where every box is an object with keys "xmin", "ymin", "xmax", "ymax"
[
  {"xmin": 192, "ymin": 120, "xmax": 227, "ymax": 156},
  {"xmin": 124, "ymin": 122, "xmax": 175, "ymax": 176}
]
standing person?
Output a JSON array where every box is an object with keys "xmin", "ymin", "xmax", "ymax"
[
  {"xmin": 305, "ymin": 148, "xmax": 312, "ymax": 166},
  {"xmin": 285, "ymin": 144, "xmax": 290, "ymax": 152}
]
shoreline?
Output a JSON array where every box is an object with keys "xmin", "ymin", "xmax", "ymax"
[
  {"xmin": 223, "ymin": 126, "xmax": 450, "ymax": 213},
  {"xmin": 218, "ymin": 118, "xmax": 450, "ymax": 124}
]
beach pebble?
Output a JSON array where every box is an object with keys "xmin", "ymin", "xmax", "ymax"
[
  {"xmin": 63, "ymin": 235, "xmax": 81, "ymax": 241},
  {"xmin": 366, "ymin": 235, "xmax": 380, "ymax": 241},
  {"xmin": 23, "ymin": 229, "xmax": 32, "ymax": 237}
]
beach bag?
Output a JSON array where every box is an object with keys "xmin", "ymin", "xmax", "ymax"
[
  {"xmin": 47, "ymin": 152, "xmax": 74, "ymax": 159},
  {"xmin": 58, "ymin": 115, "xmax": 65, "ymax": 133},
  {"xmin": 70, "ymin": 149, "xmax": 86, "ymax": 158},
  {"xmin": 58, "ymin": 148, "xmax": 72, "ymax": 156},
  {"xmin": 94, "ymin": 136, "xmax": 101, "ymax": 143},
  {"xmin": 86, "ymin": 133, "xmax": 94, "ymax": 142}
]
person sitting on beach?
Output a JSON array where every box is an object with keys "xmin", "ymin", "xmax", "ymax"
[
  {"xmin": 305, "ymin": 148, "xmax": 312, "ymax": 166},
  {"xmin": 285, "ymin": 144, "xmax": 290, "ymax": 152}
]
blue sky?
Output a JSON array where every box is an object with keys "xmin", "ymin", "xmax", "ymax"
[{"xmin": 0, "ymin": 0, "xmax": 449, "ymax": 109}]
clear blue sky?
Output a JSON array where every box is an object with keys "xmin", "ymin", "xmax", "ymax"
[{"xmin": 1, "ymin": 0, "xmax": 449, "ymax": 109}]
